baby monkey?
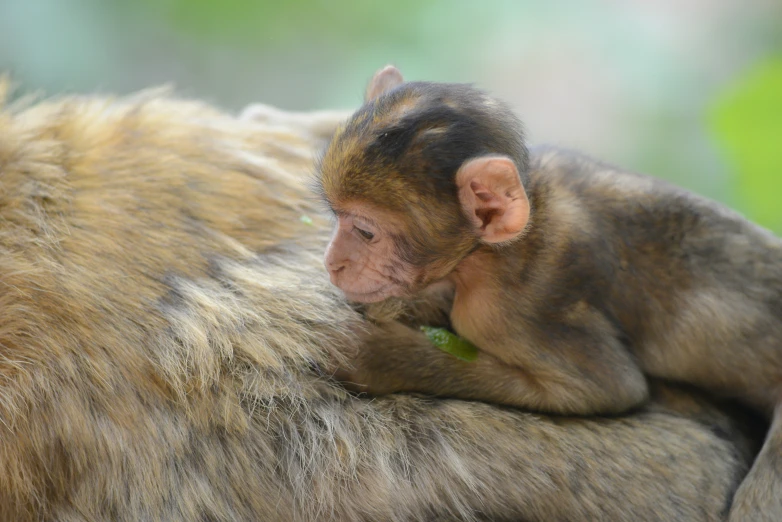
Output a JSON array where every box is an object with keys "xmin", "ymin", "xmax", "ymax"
[{"xmin": 319, "ymin": 66, "xmax": 782, "ymax": 520}]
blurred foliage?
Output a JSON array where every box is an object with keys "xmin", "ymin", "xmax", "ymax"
[
  {"xmin": 710, "ymin": 58, "xmax": 782, "ymax": 233},
  {"xmin": 1, "ymin": 0, "xmax": 781, "ymax": 224},
  {"xmin": 134, "ymin": 0, "xmax": 427, "ymax": 48}
]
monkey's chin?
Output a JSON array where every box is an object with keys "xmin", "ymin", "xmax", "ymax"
[{"xmin": 341, "ymin": 286, "xmax": 399, "ymax": 304}]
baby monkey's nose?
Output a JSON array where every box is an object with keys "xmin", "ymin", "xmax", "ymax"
[{"xmin": 325, "ymin": 258, "xmax": 347, "ymax": 284}]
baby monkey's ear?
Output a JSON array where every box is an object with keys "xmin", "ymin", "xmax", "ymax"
[
  {"xmin": 456, "ymin": 155, "xmax": 530, "ymax": 244},
  {"xmin": 365, "ymin": 65, "xmax": 404, "ymax": 102}
]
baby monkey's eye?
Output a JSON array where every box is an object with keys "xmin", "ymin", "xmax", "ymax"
[{"xmin": 355, "ymin": 227, "xmax": 375, "ymax": 241}]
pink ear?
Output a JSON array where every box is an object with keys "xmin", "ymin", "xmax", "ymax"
[
  {"xmin": 456, "ymin": 156, "xmax": 530, "ymax": 243},
  {"xmin": 365, "ymin": 65, "xmax": 404, "ymax": 102}
]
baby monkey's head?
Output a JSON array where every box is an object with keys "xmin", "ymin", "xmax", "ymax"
[{"xmin": 318, "ymin": 65, "xmax": 531, "ymax": 303}]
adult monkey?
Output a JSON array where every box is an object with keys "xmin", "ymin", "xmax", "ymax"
[{"xmin": 0, "ymin": 78, "xmax": 760, "ymax": 521}]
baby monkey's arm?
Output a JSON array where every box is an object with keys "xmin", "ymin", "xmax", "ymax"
[
  {"xmin": 336, "ymin": 320, "xmax": 554, "ymax": 409},
  {"xmin": 342, "ymin": 311, "xmax": 648, "ymax": 416}
]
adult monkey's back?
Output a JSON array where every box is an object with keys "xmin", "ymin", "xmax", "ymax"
[{"xmin": 0, "ymin": 80, "xmax": 759, "ymax": 521}]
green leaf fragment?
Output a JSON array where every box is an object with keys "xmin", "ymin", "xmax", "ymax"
[
  {"xmin": 299, "ymin": 215, "xmax": 314, "ymax": 226},
  {"xmin": 420, "ymin": 326, "xmax": 479, "ymax": 362},
  {"xmin": 709, "ymin": 58, "xmax": 782, "ymax": 233}
]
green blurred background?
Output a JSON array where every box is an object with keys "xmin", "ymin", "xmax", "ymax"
[{"xmin": 1, "ymin": 0, "xmax": 780, "ymax": 230}]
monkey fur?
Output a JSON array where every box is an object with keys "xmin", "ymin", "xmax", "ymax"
[
  {"xmin": 0, "ymin": 77, "xmax": 762, "ymax": 521},
  {"xmin": 319, "ymin": 66, "xmax": 782, "ymax": 520}
]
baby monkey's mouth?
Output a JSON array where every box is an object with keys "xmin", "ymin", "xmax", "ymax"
[{"xmin": 339, "ymin": 285, "xmax": 399, "ymax": 304}]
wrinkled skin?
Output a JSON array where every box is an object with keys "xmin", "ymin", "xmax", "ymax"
[{"xmin": 325, "ymin": 202, "xmax": 420, "ymax": 302}]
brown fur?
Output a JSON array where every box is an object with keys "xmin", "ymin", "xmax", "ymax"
[{"xmin": 0, "ymin": 77, "xmax": 762, "ymax": 521}]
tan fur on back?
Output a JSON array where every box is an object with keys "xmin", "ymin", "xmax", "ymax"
[{"xmin": 0, "ymin": 78, "xmax": 761, "ymax": 521}]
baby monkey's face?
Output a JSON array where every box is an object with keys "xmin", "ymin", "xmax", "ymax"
[{"xmin": 324, "ymin": 202, "xmax": 427, "ymax": 303}]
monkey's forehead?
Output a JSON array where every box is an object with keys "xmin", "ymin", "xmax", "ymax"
[
  {"xmin": 319, "ymin": 134, "xmax": 453, "ymax": 206},
  {"xmin": 318, "ymin": 157, "xmax": 416, "ymax": 211},
  {"xmin": 318, "ymin": 135, "xmax": 445, "ymax": 213}
]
